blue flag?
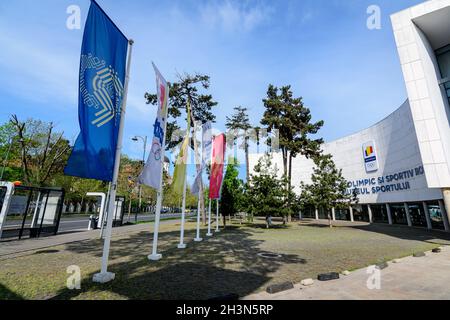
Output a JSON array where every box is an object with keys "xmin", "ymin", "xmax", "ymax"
[{"xmin": 64, "ymin": 0, "xmax": 128, "ymax": 181}]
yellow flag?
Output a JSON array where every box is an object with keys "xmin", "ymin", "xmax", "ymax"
[{"xmin": 172, "ymin": 101, "xmax": 191, "ymax": 194}]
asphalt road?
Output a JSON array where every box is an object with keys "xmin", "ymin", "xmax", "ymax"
[{"xmin": 3, "ymin": 212, "xmax": 195, "ymax": 233}]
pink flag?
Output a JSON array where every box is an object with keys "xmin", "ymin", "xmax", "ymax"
[{"xmin": 209, "ymin": 134, "xmax": 226, "ymax": 199}]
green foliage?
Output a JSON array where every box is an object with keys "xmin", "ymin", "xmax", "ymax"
[
  {"xmin": 145, "ymin": 73, "xmax": 218, "ymax": 150},
  {"xmin": 261, "ymin": 85, "xmax": 324, "ymax": 186},
  {"xmin": 220, "ymin": 161, "xmax": 243, "ymax": 216},
  {"xmin": 226, "ymin": 106, "xmax": 251, "ymax": 180},
  {"xmin": 9, "ymin": 115, "xmax": 71, "ymax": 186},
  {"xmin": 244, "ymin": 154, "xmax": 288, "ymax": 218},
  {"xmin": 300, "ymin": 154, "xmax": 357, "ymax": 211}
]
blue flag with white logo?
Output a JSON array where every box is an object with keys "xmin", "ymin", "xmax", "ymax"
[{"xmin": 65, "ymin": 1, "xmax": 128, "ymax": 181}]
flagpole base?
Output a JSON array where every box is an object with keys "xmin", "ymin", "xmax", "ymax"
[
  {"xmin": 177, "ymin": 243, "xmax": 187, "ymax": 249},
  {"xmin": 194, "ymin": 238, "xmax": 203, "ymax": 242},
  {"xmin": 92, "ymin": 272, "xmax": 115, "ymax": 283},
  {"xmin": 215, "ymin": 229, "xmax": 221, "ymax": 233},
  {"xmin": 148, "ymin": 253, "xmax": 162, "ymax": 261},
  {"xmin": 206, "ymin": 233, "xmax": 213, "ymax": 237}
]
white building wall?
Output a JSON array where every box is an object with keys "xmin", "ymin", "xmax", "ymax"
[
  {"xmin": 249, "ymin": 101, "xmax": 443, "ymax": 204},
  {"xmin": 391, "ymin": 0, "xmax": 450, "ymax": 188}
]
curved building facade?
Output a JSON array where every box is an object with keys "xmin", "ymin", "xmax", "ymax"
[{"xmin": 249, "ymin": 0, "xmax": 450, "ymax": 231}]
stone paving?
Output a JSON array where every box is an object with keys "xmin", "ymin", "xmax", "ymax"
[{"xmin": 244, "ymin": 246, "xmax": 450, "ymax": 300}]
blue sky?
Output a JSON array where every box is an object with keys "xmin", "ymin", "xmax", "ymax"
[{"xmin": 0, "ymin": 0, "xmax": 424, "ymax": 181}]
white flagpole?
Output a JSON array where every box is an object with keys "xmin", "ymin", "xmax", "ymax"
[
  {"xmin": 215, "ymin": 199, "xmax": 220, "ymax": 232},
  {"xmin": 194, "ymin": 197, "xmax": 202, "ymax": 241},
  {"xmin": 177, "ymin": 172, "xmax": 188, "ymax": 249},
  {"xmin": 93, "ymin": 39, "xmax": 134, "ymax": 284},
  {"xmin": 206, "ymin": 198, "xmax": 213, "ymax": 237},
  {"xmin": 148, "ymin": 71, "xmax": 169, "ymax": 262},
  {"xmin": 100, "ymin": 182, "xmax": 111, "ymax": 238}
]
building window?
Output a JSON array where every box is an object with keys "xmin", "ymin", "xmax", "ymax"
[
  {"xmin": 318, "ymin": 207, "xmax": 330, "ymax": 219},
  {"xmin": 426, "ymin": 201, "xmax": 445, "ymax": 230},
  {"xmin": 302, "ymin": 206, "xmax": 316, "ymax": 219},
  {"xmin": 407, "ymin": 203, "xmax": 427, "ymax": 228},
  {"xmin": 0, "ymin": 187, "xmax": 5, "ymax": 210},
  {"xmin": 390, "ymin": 204, "xmax": 408, "ymax": 225},
  {"xmin": 352, "ymin": 205, "xmax": 370, "ymax": 222},
  {"xmin": 335, "ymin": 208, "xmax": 350, "ymax": 221},
  {"xmin": 436, "ymin": 44, "xmax": 450, "ymax": 104},
  {"xmin": 371, "ymin": 204, "xmax": 389, "ymax": 223}
]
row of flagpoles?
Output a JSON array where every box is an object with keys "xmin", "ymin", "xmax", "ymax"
[{"xmin": 63, "ymin": 0, "xmax": 227, "ymax": 283}]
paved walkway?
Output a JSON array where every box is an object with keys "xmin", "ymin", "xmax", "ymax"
[
  {"xmin": 0, "ymin": 219, "xmax": 181, "ymax": 260},
  {"xmin": 244, "ymin": 246, "xmax": 450, "ymax": 300}
]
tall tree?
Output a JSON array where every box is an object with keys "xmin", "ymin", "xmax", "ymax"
[
  {"xmin": 226, "ymin": 106, "xmax": 251, "ymax": 182},
  {"xmin": 261, "ymin": 85, "xmax": 323, "ymax": 190},
  {"xmin": 299, "ymin": 154, "xmax": 357, "ymax": 225},
  {"xmin": 9, "ymin": 115, "xmax": 71, "ymax": 186},
  {"xmin": 220, "ymin": 160, "xmax": 243, "ymax": 228},
  {"xmin": 244, "ymin": 154, "xmax": 291, "ymax": 227},
  {"xmin": 145, "ymin": 72, "xmax": 218, "ymax": 224}
]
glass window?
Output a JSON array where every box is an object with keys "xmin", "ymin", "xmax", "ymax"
[
  {"xmin": 318, "ymin": 207, "xmax": 330, "ymax": 219},
  {"xmin": 436, "ymin": 45, "xmax": 450, "ymax": 104},
  {"xmin": 371, "ymin": 204, "xmax": 389, "ymax": 223},
  {"xmin": 389, "ymin": 204, "xmax": 408, "ymax": 225},
  {"xmin": 407, "ymin": 203, "xmax": 427, "ymax": 228},
  {"xmin": 0, "ymin": 187, "xmax": 6, "ymax": 211},
  {"xmin": 352, "ymin": 205, "xmax": 370, "ymax": 222},
  {"xmin": 302, "ymin": 206, "xmax": 315, "ymax": 219},
  {"xmin": 335, "ymin": 208, "xmax": 350, "ymax": 221},
  {"xmin": 426, "ymin": 201, "xmax": 445, "ymax": 230}
]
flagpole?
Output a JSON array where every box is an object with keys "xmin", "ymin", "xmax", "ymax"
[
  {"xmin": 148, "ymin": 90, "xmax": 169, "ymax": 262},
  {"xmin": 194, "ymin": 197, "xmax": 202, "ymax": 241},
  {"xmin": 215, "ymin": 199, "xmax": 220, "ymax": 232},
  {"xmin": 207, "ymin": 198, "xmax": 213, "ymax": 237},
  {"xmin": 100, "ymin": 182, "xmax": 111, "ymax": 238},
  {"xmin": 93, "ymin": 39, "xmax": 134, "ymax": 284},
  {"xmin": 177, "ymin": 171, "xmax": 188, "ymax": 249}
]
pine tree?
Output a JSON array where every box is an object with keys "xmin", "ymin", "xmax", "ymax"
[
  {"xmin": 220, "ymin": 161, "xmax": 243, "ymax": 229},
  {"xmin": 261, "ymin": 85, "xmax": 323, "ymax": 190},
  {"xmin": 244, "ymin": 154, "xmax": 290, "ymax": 228},
  {"xmin": 300, "ymin": 154, "xmax": 357, "ymax": 226},
  {"xmin": 145, "ymin": 73, "xmax": 218, "ymax": 224},
  {"xmin": 225, "ymin": 106, "xmax": 251, "ymax": 182}
]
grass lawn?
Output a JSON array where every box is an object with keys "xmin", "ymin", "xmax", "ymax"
[{"xmin": 1, "ymin": 219, "xmax": 450, "ymax": 300}]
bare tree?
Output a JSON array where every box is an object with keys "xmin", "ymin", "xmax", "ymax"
[{"xmin": 10, "ymin": 115, "xmax": 71, "ymax": 186}]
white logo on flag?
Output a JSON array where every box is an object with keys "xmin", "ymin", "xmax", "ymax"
[{"xmin": 79, "ymin": 54, "xmax": 124, "ymax": 128}]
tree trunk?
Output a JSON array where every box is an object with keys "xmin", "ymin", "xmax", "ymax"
[
  {"xmin": 288, "ymin": 153, "xmax": 293, "ymax": 223},
  {"xmin": 282, "ymin": 148, "xmax": 288, "ymax": 178}
]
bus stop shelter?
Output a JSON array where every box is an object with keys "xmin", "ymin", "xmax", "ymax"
[{"xmin": 0, "ymin": 182, "xmax": 65, "ymax": 240}]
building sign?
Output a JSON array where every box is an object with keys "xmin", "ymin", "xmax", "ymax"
[
  {"xmin": 346, "ymin": 165, "xmax": 425, "ymax": 196},
  {"xmin": 363, "ymin": 141, "xmax": 379, "ymax": 173}
]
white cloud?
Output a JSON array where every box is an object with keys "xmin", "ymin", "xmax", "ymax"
[{"xmin": 200, "ymin": 0, "xmax": 273, "ymax": 32}]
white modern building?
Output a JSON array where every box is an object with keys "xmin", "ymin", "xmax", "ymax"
[{"xmin": 249, "ymin": 0, "xmax": 450, "ymax": 231}]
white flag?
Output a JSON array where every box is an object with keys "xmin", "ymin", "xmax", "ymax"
[
  {"xmin": 202, "ymin": 121, "xmax": 212, "ymax": 167},
  {"xmin": 191, "ymin": 122, "xmax": 212, "ymax": 195},
  {"xmin": 139, "ymin": 63, "xmax": 169, "ymax": 189}
]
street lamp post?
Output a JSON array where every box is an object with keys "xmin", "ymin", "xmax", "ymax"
[{"xmin": 132, "ymin": 135, "xmax": 147, "ymax": 222}]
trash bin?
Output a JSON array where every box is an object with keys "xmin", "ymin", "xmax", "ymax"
[{"xmin": 88, "ymin": 215, "xmax": 98, "ymax": 230}]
